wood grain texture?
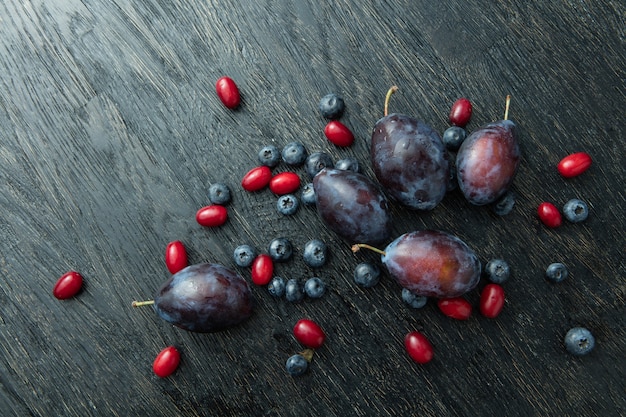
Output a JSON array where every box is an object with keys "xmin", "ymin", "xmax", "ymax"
[{"xmin": 0, "ymin": 0, "xmax": 624, "ymax": 416}]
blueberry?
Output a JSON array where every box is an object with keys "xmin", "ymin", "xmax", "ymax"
[
  {"xmin": 564, "ymin": 327, "xmax": 595, "ymax": 356},
  {"xmin": 353, "ymin": 263, "xmax": 380, "ymax": 288},
  {"xmin": 268, "ymin": 237, "xmax": 293, "ymax": 262},
  {"xmin": 233, "ymin": 244, "xmax": 257, "ymax": 267},
  {"xmin": 305, "ymin": 151, "xmax": 334, "ymax": 179},
  {"xmin": 335, "ymin": 157, "xmax": 360, "ymax": 173},
  {"xmin": 303, "ymin": 239, "xmax": 327, "ymax": 268},
  {"xmin": 401, "ymin": 288, "xmax": 428, "ymax": 309},
  {"xmin": 493, "ymin": 191, "xmax": 516, "ymax": 216},
  {"xmin": 442, "ymin": 126, "xmax": 467, "ymax": 151},
  {"xmin": 277, "ymin": 194, "xmax": 299, "ymax": 215},
  {"xmin": 208, "ymin": 183, "xmax": 231, "ymax": 205},
  {"xmin": 319, "ymin": 93, "xmax": 345, "ymax": 120},
  {"xmin": 563, "ymin": 199, "xmax": 589, "ymax": 223},
  {"xmin": 545, "ymin": 262, "xmax": 568, "ymax": 283},
  {"xmin": 258, "ymin": 145, "xmax": 280, "ymax": 167},
  {"xmin": 285, "ymin": 279, "xmax": 304, "ymax": 302},
  {"xmin": 484, "ymin": 259, "xmax": 511, "ymax": 284},
  {"xmin": 268, "ymin": 276, "xmax": 286, "ymax": 297},
  {"xmin": 304, "ymin": 277, "xmax": 326, "ymax": 298},
  {"xmin": 301, "ymin": 183, "xmax": 316, "ymax": 206},
  {"xmin": 281, "ymin": 142, "xmax": 308, "ymax": 166},
  {"xmin": 286, "ymin": 353, "xmax": 309, "ymax": 376}
]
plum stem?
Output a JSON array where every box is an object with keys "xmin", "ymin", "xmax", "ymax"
[
  {"xmin": 351, "ymin": 243, "xmax": 386, "ymax": 256},
  {"xmin": 384, "ymin": 86, "xmax": 399, "ymax": 117},
  {"xmin": 132, "ymin": 300, "xmax": 155, "ymax": 307},
  {"xmin": 504, "ymin": 95, "xmax": 511, "ymax": 120}
]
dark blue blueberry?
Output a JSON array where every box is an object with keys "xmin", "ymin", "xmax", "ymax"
[
  {"xmin": 545, "ymin": 262, "xmax": 568, "ymax": 283},
  {"xmin": 233, "ymin": 244, "xmax": 257, "ymax": 267},
  {"xmin": 304, "ymin": 277, "xmax": 326, "ymax": 298},
  {"xmin": 285, "ymin": 279, "xmax": 304, "ymax": 303},
  {"xmin": 277, "ymin": 194, "xmax": 299, "ymax": 215},
  {"xmin": 285, "ymin": 353, "xmax": 309, "ymax": 376},
  {"xmin": 401, "ymin": 288, "xmax": 428, "ymax": 309},
  {"xmin": 564, "ymin": 327, "xmax": 595, "ymax": 356},
  {"xmin": 208, "ymin": 183, "xmax": 231, "ymax": 205},
  {"xmin": 281, "ymin": 142, "xmax": 308, "ymax": 166},
  {"xmin": 303, "ymin": 239, "xmax": 327, "ymax": 268},
  {"xmin": 493, "ymin": 191, "xmax": 516, "ymax": 216},
  {"xmin": 268, "ymin": 237, "xmax": 293, "ymax": 262},
  {"xmin": 484, "ymin": 259, "xmax": 511, "ymax": 284},
  {"xmin": 335, "ymin": 157, "xmax": 360, "ymax": 173},
  {"xmin": 301, "ymin": 183, "xmax": 316, "ymax": 206},
  {"xmin": 319, "ymin": 93, "xmax": 345, "ymax": 119},
  {"xmin": 258, "ymin": 145, "xmax": 281, "ymax": 167},
  {"xmin": 353, "ymin": 262, "xmax": 380, "ymax": 288},
  {"xmin": 305, "ymin": 151, "xmax": 334, "ymax": 179},
  {"xmin": 442, "ymin": 126, "xmax": 467, "ymax": 151},
  {"xmin": 563, "ymin": 199, "xmax": 589, "ymax": 223},
  {"xmin": 268, "ymin": 276, "xmax": 286, "ymax": 297}
]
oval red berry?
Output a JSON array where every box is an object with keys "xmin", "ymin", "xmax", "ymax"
[
  {"xmin": 196, "ymin": 205, "xmax": 228, "ymax": 227},
  {"xmin": 324, "ymin": 120, "xmax": 354, "ymax": 147},
  {"xmin": 404, "ymin": 331, "xmax": 434, "ymax": 364},
  {"xmin": 557, "ymin": 152, "xmax": 592, "ymax": 178},
  {"xmin": 241, "ymin": 166, "xmax": 272, "ymax": 192},
  {"xmin": 153, "ymin": 346, "xmax": 181, "ymax": 378},
  {"xmin": 437, "ymin": 297, "xmax": 472, "ymax": 320},
  {"xmin": 53, "ymin": 271, "xmax": 83, "ymax": 299},
  {"xmin": 449, "ymin": 98, "xmax": 473, "ymax": 127},
  {"xmin": 293, "ymin": 319, "xmax": 326, "ymax": 349},
  {"xmin": 479, "ymin": 284, "xmax": 505, "ymax": 318},
  {"xmin": 251, "ymin": 254, "xmax": 273, "ymax": 286},
  {"xmin": 165, "ymin": 240, "xmax": 188, "ymax": 274},
  {"xmin": 537, "ymin": 202, "xmax": 562, "ymax": 228},
  {"xmin": 215, "ymin": 76, "xmax": 240, "ymax": 109},
  {"xmin": 269, "ymin": 172, "xmax": 301, "ymax": 195}
]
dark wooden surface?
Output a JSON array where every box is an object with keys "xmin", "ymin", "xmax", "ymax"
[{"xmin": 0, "ymin": 1, "xmax": 624, "ymax": 416}]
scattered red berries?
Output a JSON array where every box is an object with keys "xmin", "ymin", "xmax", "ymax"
[
  {"xmin": 537, "ymin": 202, "xmax": 562, "ymax": 228},
  {"xmin": 293, "ymin": 319, "xmax": 326, "ymax": 349},
  {"xmin": 449, "ymin": 98, "xmax": 473, "ymax": 127},
  {"xmin": 324, "ymin": 120, "xmax": 355, "ymax": 147},
  {"xmin": 251, "ymin": 254, "xmax": 274, "ymax": 286},
  {"xmin": 53, "ymin": 271, "xmax": 84, "ymax": 299},
  {"xmin": 196, "ymin": 205, "xmax": 228, "ymax": 227},
  {"xmin": 479, "ymin": 284, "xmax": 505, "ymax": 318},
  {"xmin": 557, "ymin": 152, "xmax": 592, "ymax": 178},
  {"xmin": 153, "ymin": 346, "xmax": 181, "ymax": 378},
  {"xmin": 437, "ymin": 297, "xmax": 472, "ymax": 320},
  {"xmin": 241, "ymin": 166, "xmax": 272, "ymax": 192},
  {"xmin": 165, "ymin": 241, "xmax": 188, "ymax": 274},
  {"xmin": 215, "ymin": 76, "xmax": 241, "ymax": 109},
  {"xmin": 404, "ymin": 331, "xmax": 434, "ymax": 364},
  {"xmin": 269, "ymin": 172, "xmax": 301, "ymax": 195}
]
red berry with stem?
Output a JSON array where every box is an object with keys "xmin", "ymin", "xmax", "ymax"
[
  {"xmin": 293, "ymin": 319, "xmax": 326, "ymax": 349},
  {"xmin": 557, "ymin": 152, "xmax": 592, "ymax": 178},
  {"xmin": 479, "ymin": 284, "xmax": 505, "ymax": 318},
  {"xmin": 215, "ymin": 76, "xmax": 240, "ymax": 109},
  {"xmin": 251, "ymin": 254, "xmax": 273, "ymax": 286},
  {"xmin": 324, "ymin": 120, "xmax": 355, "ymax": 147},
  {"xmin": 404, "ymin": 331, "xmax": 434, "ymax": 364},
  {"xmin": 196, "ymin": 205, "xmax": 228, "ymax": 227},
  {"xmin": 449, "ymin": 98, "xmax": 473, "ymax": 127},
  {"xmin": 165, "ymin": 241, "xmax": 188, "ymax": 274},
  {"xmin": 437, "ymin": 297, "xmax": 472, "ymax": 320},
  {"xmin": 241, "ymin": 166, "xmax": 272, "ymax": 192},
  {"xmin": 53, "ymin": 271, "xmax": 83, "ymax": 299},
  {"xmin": 153, "ymin": 346, "xmax": 181, "ymax": 378},
  {"xmin": 537, "ymin": 202, "xmax": 562, "ymax": 228},
  {"xmin": 269, "ymin": 172, "xmax": 301, "ymax": 195}
]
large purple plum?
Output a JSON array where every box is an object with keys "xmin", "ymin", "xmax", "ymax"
[
  {"xmin": 456, "ymin": 119, "xmax": 520, "ymax": 205},
  {"xmin": 153, "ymin": 263, "xmax": 253, "ymax": 333},
  {"xmin": 313, "ymin": 168, "xmax": 392, "ymax": 244}
]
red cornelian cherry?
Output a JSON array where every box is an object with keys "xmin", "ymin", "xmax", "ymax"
[
  {"xmin": 165, "ymin": 240, "xmax": 188, "ymax": 274},
  {"xmin": 479, "ymin": 284, "xmax": 505, "ymax": 318},
  {"xmin": 241, "ymin": 166, "xmax": 272, "ymax": 192},
  {"xmin": 251, "ymin": 254, "xmax": 273, "ymax": 286},
  {"xmin": 449, "ymin": 98, "xmax": 473, "ymax": 127},
  {"xmin": 404, "ymin": 331, "xmax": 434, "ymax": 364},
  {"xmin": 324, "ymin": 120, "xmax": 355, "ymax": 147},
  {"xmin": 196, "ymin": 205, "xmax": 228, "ymax": 227},
  {"xmin": 537, "ymin": 202, "xmax": 562, "ymax": 228},
  {"xmin": 437, "ymin": 297, "xmax": 472, "ymax": 320},
  {"xmin": 557, "ymin": 152, "xmax": 592, "ymax": 178},
  {"xmin": 293, "ymin": 319, "xmax": 326, "ymax": 349},
  {"xmin": 269, "ymin": 172, "xmax": 301, "ymax": 195},
  {"xmin": 215, "ymin": 76, "xmax": 240, "ymax": 109},
  {"xmin": 53, "ymin": 271, "xmax": 83, "ymax": 299},
  {"xmin": 153, "ymin": 346, "xmax": 181, "ymax": 378}
]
